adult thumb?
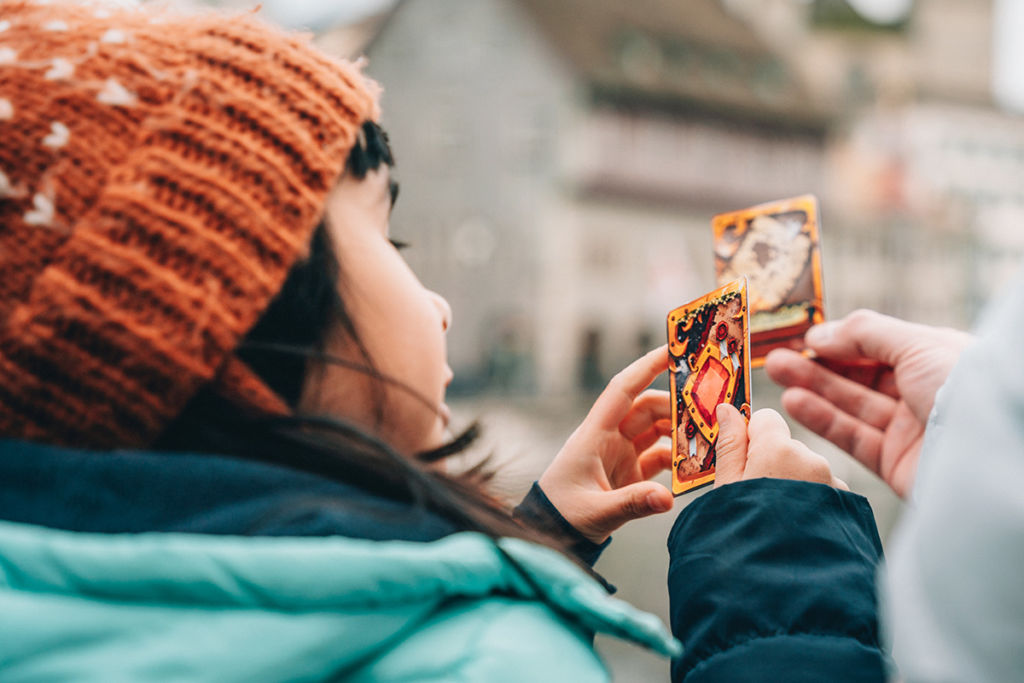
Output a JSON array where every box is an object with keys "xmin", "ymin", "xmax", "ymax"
[
  {"xmin": 592, "ymin": 482, "xmax": 673, "ymax": 537},
  {"xmin": 714, "ymin": 403, "xmax": 748, "ymax": 487},
  {"xmin": 805, "ymin": 309, "xmax": 918, "ymax": 366}
]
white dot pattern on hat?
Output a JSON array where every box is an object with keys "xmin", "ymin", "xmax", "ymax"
[
  {"xmin": 0, "ymin": 20, "xmax": 11, "ymax": 33},
  {"xmin": 0, "ymin": 169, "xmax": 14, "ymax": 198},
  {"xmin": 100, "ymin": 28, "xmax": 129, "ymax": 44},
  {"xmin": 44, "ymin": 57, "xmax": 75, "ymax": 80},
  {"xmin": 42, "ymin": 121, "xmax": 70, "ymax": 149},
  {"xmin": 0, "ymin": 99, "xmax": 12, "ymax": 121},
  {"xmin": 23, "ymin": 193, "xmax": 55, "ymax": 227},
  {"xmin": 0, "ymin": 47, "xmax": 16, "ymax": 65},
  {"xmin": 96, "ymin": 78, "xmax": 136, "ymax": 106},
  {"xmin": 42, "ymin": 20, "xmax": 68, "ymax": 31}
]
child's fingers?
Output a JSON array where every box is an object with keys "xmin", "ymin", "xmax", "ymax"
[
  {"xmin": 786, "ymin": 439, "xmax": 836, "ymax": 486},
  {"xmin": 631, "ymin": 418, "xmax": 672, "ymax": 454},
  {"xmin": 742, "ymin": 418, "xmax": 834, "ymax": 485},
  {"xmin": 746, "ymin": 407, "xmax": 792, "ymax": 450},
  {"xmin": 637, "ymin": 444, "xmax": 673, "ymax": 480},
  {"xmin": 617, "ymin": 390, "xmax": 671, "ymax": 441},
  {"xmin": 590, "ymin": 481, "xmax": 674, "ymax": 533},
  {"xmin": 713, "ymin": 403, "xmax": 748, "ymax": 486},
  {"xmin": 589, "ymin": 346, "xmax": 669, "ymax": 430}
]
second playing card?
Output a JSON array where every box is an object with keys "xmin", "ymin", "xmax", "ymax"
[{"xmin": 713, "ymin": 195, "xmax": 825, "ymax": 367}]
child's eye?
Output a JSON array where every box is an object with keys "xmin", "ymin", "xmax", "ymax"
[{"xmin": 389, "ymin": 239, "xmax": 409, "ymax": 251}]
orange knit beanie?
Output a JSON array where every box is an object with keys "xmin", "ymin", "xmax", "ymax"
[{"xmin": 0, "ymin": 0, "xmax": 380, "ymax": 446}]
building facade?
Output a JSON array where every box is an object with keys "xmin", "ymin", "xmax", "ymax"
[{"xmin": 365, "ymin": 0, "xmax": 832, "ymax": 396}]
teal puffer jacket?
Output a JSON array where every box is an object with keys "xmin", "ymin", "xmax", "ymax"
[{"xmin": 0, "ymin": 520, "xmax": 679, "ymax": 681}]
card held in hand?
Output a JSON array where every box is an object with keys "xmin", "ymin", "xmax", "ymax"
[
  {"xmin": 667, "ymin": 279, "xmax": 751, "ymax": 495},
  {"xmin": 712, "ymin": 194, "xmax": 825, "ymax": 367}
]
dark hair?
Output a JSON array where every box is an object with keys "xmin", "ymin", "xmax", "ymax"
[{"xmin": 156, "ymin": 122, "xmax": 558, "ymax": 547}]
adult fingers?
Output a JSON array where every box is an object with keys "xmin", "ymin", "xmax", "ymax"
[
  {"xmin": 804, "ymin": 309, "xmax": 927, "ymax": 366},
  {"xmin": 618, "ymin": 390, "xmax": 672, "ymax": 441},
  {"xmin": 589, "ymin": 346, "xmax": 670, "ymax": 431},
  {"xmin": 874, "ymin": 368, "xmax": 899, "ymax": 400},
  {"xmin": 713, "ymin": 403, "xmax": 748, "ymax": 486},
  {"xmin": 764, "ymin": 348, "xmax": 897, "ymax": 431},
  {"xmin": 781, "ymin": 387, "xmax": 885, "ymax": 474}
]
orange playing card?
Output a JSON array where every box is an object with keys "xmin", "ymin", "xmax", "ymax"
[
  {"xmin": 667, "ymin": 279, "xmax": 751, "ymax": 495},
  {"xmin": 712, "ymin": 195, "xmax": 825, "ymax": 367}
]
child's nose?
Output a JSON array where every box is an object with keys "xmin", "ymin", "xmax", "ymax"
[{"xmin": 430, "ymin": 291, "xmax": 452, "ymax": 332}]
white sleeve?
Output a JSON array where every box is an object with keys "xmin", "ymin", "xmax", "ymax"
[{"xmin": 883, "ymin": 268, "xmax": 1024, "ymax": 683}]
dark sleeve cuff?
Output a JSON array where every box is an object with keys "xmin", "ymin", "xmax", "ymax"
[
  {"xmin": 667, "ymin": 479, "xmax": 888, "ymax": 682},
  {"xmin": 513, "ymin": 481, "xmax": 611, "ymax": 567}
]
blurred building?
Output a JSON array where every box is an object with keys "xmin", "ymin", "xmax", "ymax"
[
  {"xmin": 201, "ymin": 0, "xmax": 1024, "ymax": 396},
  {"xmin": 308, "ymin": 0, "xmax": 1024, "ymax": 397},
  {"xmin": 364, "ymin": 0, "xmax": 832, "ymax": 396},
  {"xmin": 731, "ymin": 0, "xmax": 1024, "ymax": 324}
]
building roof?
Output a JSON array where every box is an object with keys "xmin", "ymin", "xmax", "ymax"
[{"xmin": 514, "ymin": 0, "xmax": 826, "ymax": 127}]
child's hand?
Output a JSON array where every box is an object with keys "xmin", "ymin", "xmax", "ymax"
[
  {"xmin": 714, "ymin": 403, "xmax": 848, "ymax": 490},
  {"xmin": 538, "ymin": 346, "xmax": 675, "ymax": 544}
]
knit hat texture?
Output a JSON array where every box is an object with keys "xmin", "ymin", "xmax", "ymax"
[{"xmin": 0, "ymin": 0, "xmax": 380, "ymax": 446}]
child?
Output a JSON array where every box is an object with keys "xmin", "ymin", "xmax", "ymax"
[{"xmin": 0, "ymin": 2, "xmax": 884, "ymax": 680}]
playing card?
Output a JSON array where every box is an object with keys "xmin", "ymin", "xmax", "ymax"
[
  {"xmin": 713, "ymin": 195, "xmax": 825, "ymax": 367},
  {"xmin": 668, "ymin": 279, "xmax": 751, "ymax": 495}
]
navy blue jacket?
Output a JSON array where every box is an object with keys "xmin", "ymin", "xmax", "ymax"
[
  {"xmin": 0, "ymin": 438, "xmax": 605, "ymax": 561},
  {"xmin": 668, "ymin": 479, "xmax": 888, "ymax": 682},
  {"xmin": 0, "ymin": 438, "xmax": 459, "ymax": 540}
]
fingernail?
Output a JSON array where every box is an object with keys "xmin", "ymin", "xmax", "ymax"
[
  {"xmin": 646, "ymin": 492, "xmax": 670, "ymax": 512},
  {"xmin": 716, "ymin": 403, "xmax": 731, "ymax": 422},
  {"xmin": 806, "ymin": 322, "xmax": 835, "ymax": 346}
]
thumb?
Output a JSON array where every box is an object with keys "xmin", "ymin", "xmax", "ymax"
[
  {"xmin": 590, "ymin": 482, "xmax": 673, "ymax": 538},
  {"xmin": 805, "ymin": 310, "xmax": 918, "ymax": 366},
  {"xmin": 714, "ymin": 403, "xmax": 748, "ymax": 487}
]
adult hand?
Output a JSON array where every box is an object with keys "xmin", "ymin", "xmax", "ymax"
[
  {"xmin": 539, "ymin": 346, "xmax": 675, "ymax": 543},
  {"xmin": 764, "ymin": 309, "xmax": 972, "ymax": 498},
  {"xmin": 714, "ymin": 404, "xmax": 847, "ymax": 489}
]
